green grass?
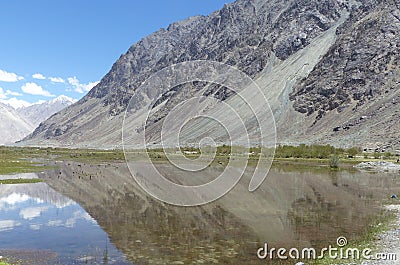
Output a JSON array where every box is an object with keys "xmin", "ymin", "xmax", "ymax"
[
  {"xmin": 312, "ymin": 209, "xmax": 396, "ymax": 265},
  {"xmin": 0, "ymin": 146, "xmax": 54, "ymax": 174},
  {"xmin": 0, "ymin": 146, "xmax": 125, "ymax": 175},
  {"xmin": 0, "ymin": 160, "xmax": 51, "ymax": 175},
  {"xmin": 0, "ymin": 144, "xmax": 398, "ymax": 175},
  {"xmin": 167, "ymin": 144, "xmax": 399, "ymax": 164},
  {"xmin": 0, "ymin": 144, "xmax": 396, "ymax": 191},
  {"xmin": 0, "ymin": 178, "xmax": 44, "ymax": 184}
]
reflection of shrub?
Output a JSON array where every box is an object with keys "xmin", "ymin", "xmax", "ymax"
[{"xmin": 329, "ymin": 154, "xmax": 340, "ymax": 169}]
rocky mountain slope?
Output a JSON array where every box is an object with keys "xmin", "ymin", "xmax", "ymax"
[
  {"xmin": 17, "ymin": 95, "xmax": 77, "ymax": 127},
  {"xmin": 0, "ymin": 102, "xmax": 35, "ymax": 145},
  {"xmin": 22, "ymin": 0, "xmax": 400, "ymax": 150},
  {"xmin": 0, "ymin": 95, "xmax": 76, "ymax": 145},
  {"xmin": 286, "ymin": 0, "xmax": 400, "ymax": 149}
]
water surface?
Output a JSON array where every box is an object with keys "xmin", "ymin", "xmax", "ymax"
[
  {"xmin": 0, "ymin": 181, "xmax": 131, "ymax": 264},
  {"xmin": 38, "ymin": 161, "xmax": 400, "ymax": 264},
  {"xmin": 1, "ymin": 161, "xmax": 399, "ymax": 264}
]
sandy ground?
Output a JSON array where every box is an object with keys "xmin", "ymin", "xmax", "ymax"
[{"xmin": 359, "ymin": 205, "xmax": 400, "ymax": 265}]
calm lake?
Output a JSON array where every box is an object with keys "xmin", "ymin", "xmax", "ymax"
[{"xmin": 0, "ymin": 161, "xmax": 399, "ymax": 264}]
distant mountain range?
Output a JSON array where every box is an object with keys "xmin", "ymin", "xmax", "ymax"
[
  {"xmin": 0, "ymin": 95, "xmax": 76, "ymax": 145},
  {"xmin": 21, "ymin": 0, "xmax": 400, "ymax": 150},
  {"xmin": 0, "ymin": 103, "xmax": 34, "ymax": 145},
  {"xmin": 17, "ymin": 95, "xmax": 77, "ymax": 128}
]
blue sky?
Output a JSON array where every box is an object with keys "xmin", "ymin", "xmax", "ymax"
[{"xmin": 0, "ymin": 0, "xmax": 233, "ymax": 108}]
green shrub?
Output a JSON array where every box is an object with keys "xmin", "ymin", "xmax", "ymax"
[
  {"xmin": 347, "ymin": 147, "xmax": 360, "ymax": 158},
  {"xmin": 384, "ymin": 152, "xmax": 392, "ymax": 159},
  {"xmin": 275, "ymin": 144, "xmax": 339, "ymax": 159},
  {"xmin": 329, "ymin": 154, "xmax": 340, "ymax": 168}
]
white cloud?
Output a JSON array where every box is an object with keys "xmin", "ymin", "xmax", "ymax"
[
  {"xmin": 30, "ymin": 224, "xmax": 41, "ymax": 230},
  {"xmin": 21, "ymin": 82, "xmax": 55, "ymax": 97},
  {"xmin": 0, "ymin": 98, "xmax": 33, "ymax": 108},
  {"xmin": 0, "ymin": 98, "xmax": 51, "ymax": 109},
  {"xmin": 20, "ymin": 206, "xmax": 49, "ymax": 220},
  {"xmin": 47, "ymin": 219, "xmax": 63, "ymax": 227},
  {"xmin": 0, "ymin": 87, "xmax": 23, "ymax": 100},
  {"xmin": 0, "ymin": 220, "xmax": 21, "ymax": 232},
  {"xmin": 6, "ymin": 90, "xmax": 22, "ymax": 96},
  {"xmin": 46, "ymin": 210, "xmax": 96, "ymax": 228},
  {"xmin": 68, "ymin": 77, "xmax": 99, "ymax": 94},
  {"xmin": 0, "ymin": 69, "xmax": 24, "ymax": 82},
  {"xmin": 49, "ymin": 77, "xmax": 65, "ymax": 83},
  {"xmin": 33, "ymin": 99, "xmax": 46, "ymax": 105},
  {"xmin": 65, "ymin": 210, "xmax": 96, "ymax": 228},
  {"xmin": 0, "ymin": 193, "xmax": 30, "ymax": 205},
  {"xmin": 0, "ymin": 87, "xmax": 28, "ymax": 108},
  {"xmin": 0, "ymin": 87, "xmax": 6, "ymax": 99},
  {"xmin": 0, "ymin": 193, "xmax": 30, "ymax": 211},
  {"xmin": 32, "ymin": 73, "xmax": 46, "ymax": 80}
]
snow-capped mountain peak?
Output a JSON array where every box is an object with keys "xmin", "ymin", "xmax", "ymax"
[
  {"xmin": 48, "ymin": 95, "xmax": 77, "ymax": 105},
  {"xmin": 0, "ymin": 95, "xmax": 77, "ymax": 145},
  {"xmin": 17, "ymin": 95, "xmax": 77, "ymax": 128}
]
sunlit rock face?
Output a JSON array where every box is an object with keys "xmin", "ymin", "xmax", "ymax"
[{"xmin": 21, "ymin": 0, "xmax": 400, "ymax": 150}]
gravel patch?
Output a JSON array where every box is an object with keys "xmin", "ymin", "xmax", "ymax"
[
  {"xmin": 358, "ymin": 205, "xmax": 400, "ymax": 265},
  {"xmin": 354, "ymin": 162, "xmax": 400, "ymax": 173}
]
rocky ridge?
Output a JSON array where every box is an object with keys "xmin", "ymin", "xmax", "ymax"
[
  {"xmin": 0, "ymin": 102, "xmax": 34, "ymax": 145},
  {"xmin": 21, "ymin": 0, "xmax": 400, "ymax": 150},
  {"xmin": 0, "ymin": 95, "xmax": 76, "ymax": 145},
  {"xmin": 17, "ymin": 95, "xmax": 77, "ymax": 128}
]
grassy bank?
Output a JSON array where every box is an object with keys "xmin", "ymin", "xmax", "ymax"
[
  {"xmin": 0, "ymin": 146, "xmax": 125, "ymax": 175},
  {"xmin": 177, "ymin": 144, "xmax": 399, "ymax": 169},
  {"xmin": 2, "ymin": 144, "xmax": 398, "ymax": 174},
  {"xmin": 0, "ymin": 159, "xmax": 51, "ymax": 175},
  {"xmin": 0, "ymin": 146, "xmax": 125, "ymax": 162},
  {"xmin": 313, "ymin": 209, "xmax": 397, "ymax": 265},
  {"xmin": 0, "ymin": 178, "xmax": 44, "ymax": 184},
  {"xmin": 0, "ymin": 146, "xmax": 56, "ymax": 175}
]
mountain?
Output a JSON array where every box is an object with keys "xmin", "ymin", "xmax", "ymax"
[
  {"xmin": 17, "ymin": 95, "xmax": 77, "ymax": 128},
  {"xmin": 0, "ymin": 102, "xmax": 35, "ymax": 145},
  {"xmin": 39, "ymin": 161, "xmax": 378, "ymax": 263},
  {"xmin": 0, "ymin": 95, "xmax": 76, "ymax": 145},
  {"xmin": 22, "ymin": 0, "xmax": 400, "ymax": 150}
]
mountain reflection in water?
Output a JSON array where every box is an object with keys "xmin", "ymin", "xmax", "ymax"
[
  {"xmin": 36, "ymin": 161, "xmax": 400, "ymax": 265},
  {"xmin": 0, "ymin": 179, "xmax": 132, "ymax": 265}
]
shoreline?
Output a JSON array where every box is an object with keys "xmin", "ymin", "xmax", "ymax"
[{"xmin": 359, "ymin": 205, "xmax": 400, "ymax": 265}]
